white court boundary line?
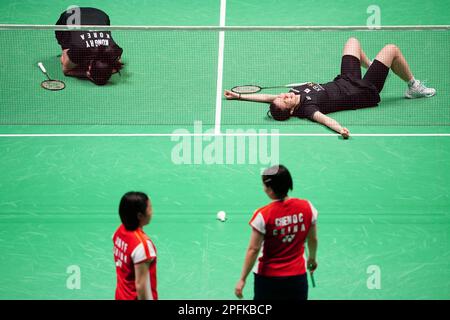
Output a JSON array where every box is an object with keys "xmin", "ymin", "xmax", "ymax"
[
  {"xmin": 1, "ymin": 133, "xmax": 449, "ymax": 138},
  {"xmin": 214, "ymin": 0, "xmax": 227, "ymax": 135}
]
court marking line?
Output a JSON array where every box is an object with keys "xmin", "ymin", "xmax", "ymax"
[
  {"xmin": 1, "ymin": 133, "xmax": 449, "ymax": 137},
  {"xmin": 214, "ymin": 0, "xmax": 227, "ymax": 135}
]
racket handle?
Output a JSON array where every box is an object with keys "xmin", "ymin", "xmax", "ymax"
[
  {"xmin": 286, "ymin": 82, "xmax": 307, "ymax": 87},
  {"xmin": 285, "ymin": 82, "xmax": 308, "ymax": 88},
  {"xmin": 310, "ymin": 272, "xmax": 316, "ymax": 288},
  {"xmin": 38, "ymin": 62, "xmax": 47, "ymax": 74}
]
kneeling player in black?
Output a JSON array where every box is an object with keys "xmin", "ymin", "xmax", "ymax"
[
  {"xmin": 55, "ymin": 7, "xmax": 123, "ymax": 85},
  {"xmin": 224, "ymin": 37, "xmax": 436, "ymax": 138}
]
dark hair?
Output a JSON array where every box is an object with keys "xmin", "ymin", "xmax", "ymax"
[
  {"xmin": 269, "ymin": 103, "xmax": 291, "ymax": 121},
  {"xmin": 88, "ymin": 45, "xmax": 124, "ymax": 86},
  {"xmin": 262, "ymin": 164, "xmax": 293, "ymax": 199},
  {"xmin": 119, "ymin": 192, "xmax": 149, "ymax": 231},
  {"xmin": 89, "ymin": 60, "xmax": 113, "ymax": 85}
]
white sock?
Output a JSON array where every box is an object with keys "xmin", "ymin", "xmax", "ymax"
[{"xmin": 408, "ymin": 78, "xmax": 417, "ymax": 87}]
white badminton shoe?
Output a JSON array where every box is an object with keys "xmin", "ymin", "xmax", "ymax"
[{"xmin": 405, "ymin": 80, "xmax": 436, "ymax": 99}]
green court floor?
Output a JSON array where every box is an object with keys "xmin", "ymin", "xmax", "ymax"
[{"xmin": 0, "ymin": 0, "xmax": 449, "ymax": 300}]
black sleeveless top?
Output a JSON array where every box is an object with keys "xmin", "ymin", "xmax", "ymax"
[{"xmin": 291, "ymin": 75, "xmax": 380, "ymax": 120}]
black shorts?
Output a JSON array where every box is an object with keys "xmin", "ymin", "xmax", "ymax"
[
  {"xmin": 253, "ymin": 273, "xmax": 308, "ymax": 300},
  {"xmin": 341, "ymin": 55, "xmax": 390, "ymax": 93}
]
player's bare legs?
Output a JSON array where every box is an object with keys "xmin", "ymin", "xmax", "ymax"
[
  {"xmin": 374, "ymin": 44, "xmax": 413, "ymax": 82},
  {"xmin": 342, "ymin": 37, "xmax": 371, "ymax": 69},
  {"xmin": 374, "ymin": 44, "xmax": 435, "ymax": 98}
]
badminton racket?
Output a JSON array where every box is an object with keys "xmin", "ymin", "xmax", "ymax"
[
  {"xmin": 231, "ymin": 82, "xmax": 307, "ymax": 94},
  {"xmin": 307, "ymin": 259, "xmax": 317, "ymax": 288},
  {"xmin": 38, "ymin": 62, "xmax": 65, "ymax": 91},
  {"xmin": 309, "ymin": 271, "xmax": 316, "ymax": 288}
]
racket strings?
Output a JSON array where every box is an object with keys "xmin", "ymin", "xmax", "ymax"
[
  {"xmin": 41, "ymin": 80, "xmax": 65, "ymax": 91},
  {"xmin": 231, "ymin": 85, "xmax": 261, "ymax": 94}
]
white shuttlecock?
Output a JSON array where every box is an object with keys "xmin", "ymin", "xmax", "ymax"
[{"xmin": 217, "ymin": 211, "xmax": 226, "ymax": 222}]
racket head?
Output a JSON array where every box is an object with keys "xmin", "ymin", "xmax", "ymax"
[
  {"xmin": 41, "ymin": 80, "xmax": 65, "ymax": 91},
  {"xmin": 231, "ymin": 85, "xmax": 262, "ymax": 94}
]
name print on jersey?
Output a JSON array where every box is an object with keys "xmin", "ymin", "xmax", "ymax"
[
  {"xmin": 114, "ymin": 236, "xmax": 128, "ymax": 268},
  {"xmin": 80, "ymin": 32, "xmax": 111, "ymax": 48},
  {"xmin": 273, "ymin": 213, "xmax": 306, "ymax": 242}
]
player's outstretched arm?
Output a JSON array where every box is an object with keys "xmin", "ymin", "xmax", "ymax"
[
  {"xmin": 312, "ymin": 111, "xmax": 350, "ymax": 138},
  {"xmin": 224, "ymin": 90, "xmax": 277, "ymax": 103}
]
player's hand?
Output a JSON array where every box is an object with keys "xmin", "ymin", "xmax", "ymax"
[
  {"xmin": 307, "ymin": 258, "xmax": 318, "ymax": 274},
  {"xmin": 340, "ymin": 127, "xmax": 350, "ymax": 139},
  {"xmin": 224, "ymin": 90, "xmax": 240, "ymax": 100},
  {"xmin": 235, "ymin": 279, "xmax": 246, "ymax": 299}
]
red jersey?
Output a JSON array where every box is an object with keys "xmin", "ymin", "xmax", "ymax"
[
  {"xmin": 113, "ymin": 224, "xmax": 158, "ymax": 300},
  {"xmin": 249, "ymin": 198, "xmax": 318, "ymax": 277}
]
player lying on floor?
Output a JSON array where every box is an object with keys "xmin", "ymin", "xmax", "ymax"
[
  {"xmin": 225, "ymin": 37, "xmax": 436, "ymax": 138},
  {"xmin": 55, "ymin": 7, "xmax": 123, "ymax": 85}
]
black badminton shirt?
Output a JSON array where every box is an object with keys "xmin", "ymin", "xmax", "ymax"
[
  {"xmin": 290, "ymin": 76, "xmax": 381, "ymax": 120},
  {"xmin": 55, "ymin": 7, "xmax": 122, "ymax": 65}
]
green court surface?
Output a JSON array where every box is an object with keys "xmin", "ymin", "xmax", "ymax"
[{"xmin": 0, "ymin": 0, "xmax": 449, "ymax": 300}]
